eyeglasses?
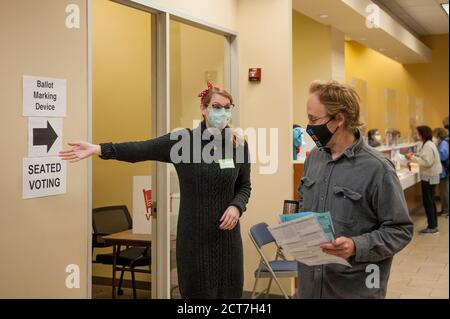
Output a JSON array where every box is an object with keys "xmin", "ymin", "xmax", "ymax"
[
  {"xmin": 209, "ymin": 103, "xmax": 235, "ymax": 110},
  {"xmin": 308, "ymin": 115, "xmax": 332, "ymax": 125}
]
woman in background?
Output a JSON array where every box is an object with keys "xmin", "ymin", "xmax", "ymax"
[
  {"xmin": 433, "ymin": 127, "xmax": 449, "ymax": 217},
  {"xmin": 406, "ymin": 126, "xmax": 442, "ymax": 234}
]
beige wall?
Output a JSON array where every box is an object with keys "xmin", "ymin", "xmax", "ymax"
[
  {"xmin": 150, "ymin": 0, "xmax": 237, "ymax": 31},
  {"xmin": 237, "ymin": 0, "xmax": 294, "ymax": 295},
  {"xmin": 140, "ymin": 0, "xmax": 295, "ymax": 296},
  {"xmin": 0, "ymin": 0, "xmax": 88, "ymax": 297}
]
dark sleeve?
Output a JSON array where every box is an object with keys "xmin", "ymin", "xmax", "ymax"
[
  {"xmin": 99, "ymin": 132, "xmax": 177, "ymax": 163},
  {"xmin": 352, "ymin": 169, "xmax": 414, "ymax": 262},
  {"xmin": 229, "ymin": 142, "xmax": 252, "ymax": 217}
]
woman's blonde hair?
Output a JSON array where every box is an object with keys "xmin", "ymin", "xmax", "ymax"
[
  {"xmin": 200, "ymin": 86, "xmax": 233, "ymax": 107},
  {"xmin": 199, "ymin": 86, "xmax": 244, "ymax": 146},
  {"xmin": 309, "ymin": 80, "xmax": 363, "ymax": 132},
  {"xmin": 433, "ymin": 127, "xmax": 448, "ymax": 141}
]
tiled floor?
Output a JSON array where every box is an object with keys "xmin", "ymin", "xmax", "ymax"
[
  {"xmin": 92, "ymin": 212, "xmax": 449, "ymax": 299},
  {"xmin": 387, "ymin": 213, "xmax": 449, "ymax": 299}
]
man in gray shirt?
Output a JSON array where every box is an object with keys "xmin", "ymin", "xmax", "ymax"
[{"xmin": 297, "ymin": 81, "xmax": 413, "ymax": 298}]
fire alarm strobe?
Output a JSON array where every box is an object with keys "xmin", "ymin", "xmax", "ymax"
[{"xmin": 248, "ymin": 68, "xmax": 261, "ymax": 82}]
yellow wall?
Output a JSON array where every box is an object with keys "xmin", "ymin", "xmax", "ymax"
[
  {"xmin": 170, "ymin": 21, "xmax": 226, "ymax": 130},
  {"xmin": 92, "ymin": 0, "xmax": 152, "ymax": 214},
  {"xmin": 345, "ymin": 35, "xmax": 449, "ymax": 140},
  {"xmin": 405, "ymin": 35, "xmax": 449, "ymax": 130},
  {"xmin": 293, "ymin": 10, "xmax": 332, "ymax": 127},
  {"xmin": 0, "ymin": 0, "xmax": 88, "ymax": 297},
  {"xmin": 91, "ymin": 0, "xmax": 152, "ymax": 281}
]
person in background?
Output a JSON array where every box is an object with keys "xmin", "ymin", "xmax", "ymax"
[
  {"xmin": 406, "ymin": 126, "xmax": 443, "ymax": 234},
  {"xmin": 298, "ymin": 80, "xmax": 413, "ymax": 298},
  {"xmin": 367, "ymin": 129, "xmax": 382, "ymax": 147},
  {"xmin": 433, "ymin": 128, "xmax": 449, "ymax": 217},
  {"xmin": 443, "ymin": 116, "xmax": 449, "ymax": 130},
  {"xmin": 293, "ymin": 124, "xmax": 305, "ymax": 160}
]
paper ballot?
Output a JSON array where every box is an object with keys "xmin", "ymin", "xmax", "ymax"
[{"xmin": 269, "ymin": 212, "xmax": 351, "ymax": 267}]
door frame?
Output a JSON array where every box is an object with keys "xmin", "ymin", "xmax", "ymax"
[{"xmin": 87, "ymin": 0, "xmax": 239, "ymax": 299}]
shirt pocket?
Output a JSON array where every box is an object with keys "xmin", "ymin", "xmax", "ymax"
[
  {"xmin": 298, "ymin": 176, "xmax": 316, "ymax": 210},
  {"xmin": 331, "ymin": 185, "xmax": 362, "ymax": 228}
]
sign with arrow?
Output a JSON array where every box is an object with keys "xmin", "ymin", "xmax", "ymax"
[{"xmin": 28, "ymin": 117, "xmax": 62, "ymax": 157}]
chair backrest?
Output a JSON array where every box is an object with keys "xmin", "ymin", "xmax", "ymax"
[
  {"xmin": 249, "ymin": 222, "xmax": 275, "ymax": 249},
  {"xmin": 92, "ymin": 205, "xmax": 132, "ymax": 236}
]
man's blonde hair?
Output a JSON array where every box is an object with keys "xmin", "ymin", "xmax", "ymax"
[{"xmin": 309, "ymin": 80, "xmax": 363, "ymax": 132}]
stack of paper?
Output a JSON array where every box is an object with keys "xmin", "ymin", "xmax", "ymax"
[{"xmin": 269, "ymin": 212, "xmax": 351, "ymax": 267}]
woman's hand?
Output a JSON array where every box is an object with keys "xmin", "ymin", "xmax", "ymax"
[
  {"xmin": 405, "ymin": 152, "xmax": 415, "ymax": 160},
  {"xmin": 59, "ymin": 141, "xmax": 101, "ymax": 163},
  {"xmin": 219, "ymin": 206, "xmax": 240, "ymax": 230}
]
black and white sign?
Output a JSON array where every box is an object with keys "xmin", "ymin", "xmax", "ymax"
[
  {"xmin": 28, "ymin": 117, "xmax": 62, "ymax": 157},
  {"xmin": 23, "ymin": 157, "xmax": 67, "ymax": 199},
  {"xmin": 23, "ymin": 75, "xmax": 66, "ymax": 117}
]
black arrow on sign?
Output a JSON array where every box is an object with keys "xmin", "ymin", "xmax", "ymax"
[{"xmin": 33, "ymin": 121, "xmax": 58, "ymax": 152}]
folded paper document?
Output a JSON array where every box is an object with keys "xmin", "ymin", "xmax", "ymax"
[{"xmin": 269, "ymin": 212, "xmax": 351, "ymax": 267}]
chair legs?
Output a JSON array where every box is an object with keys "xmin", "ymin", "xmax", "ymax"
[
  {"xmin": 115, "ymin": 266, "xmax": 139, "ymax": 299},
  {"xmin": 266, "ymin": 277, "xmax": 274, "ymax": 298},
  {"xmin": 270, "ymin": 273, "xmax": 290, "ymax": 299},
  {"xmin": 251, "ymin": 262, "xmax": 291, "ymax": 299},
  {"xmin": 117, "ymin": 268, "xmax": 125, "ymax": 296},
  {"xmin": 250, "ymin": 270, "xmax": 261, "ymax": 299},
  {"xmin": 131, "ymin": 269, "xmax": 137, "ymax": 299}
]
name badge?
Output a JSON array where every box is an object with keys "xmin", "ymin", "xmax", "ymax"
[{"xmin": 218, "ymin": 158, "xmax": 235, "ymax": 169}]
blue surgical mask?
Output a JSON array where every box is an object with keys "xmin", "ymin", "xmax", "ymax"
[{"xmin": 207, "ymin": 107, "xmax": 232, "ymax": 130}]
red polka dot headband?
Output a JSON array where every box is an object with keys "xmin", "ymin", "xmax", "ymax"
[{"xmin": 197, "ymin": 81, "xmax": 214, "ymax": 99}]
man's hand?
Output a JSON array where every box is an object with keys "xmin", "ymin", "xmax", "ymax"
[{"xmin": 320, "ymin": 236, "xmax": 356, "ymax": 259}]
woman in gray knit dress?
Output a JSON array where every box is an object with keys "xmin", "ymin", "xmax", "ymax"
[{"xmin": 59, "ymin": 83, "xmax": 252, "ymax": 299}]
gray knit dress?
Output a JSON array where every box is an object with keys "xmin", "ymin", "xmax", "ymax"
[{"xmin": 99, "ymin": 121, "xmax": 252, "ymax": 298}]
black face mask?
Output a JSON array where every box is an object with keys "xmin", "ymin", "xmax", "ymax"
[{"xmin": 306, "ymin": 117, "xmax": 338, "ymax": 148}]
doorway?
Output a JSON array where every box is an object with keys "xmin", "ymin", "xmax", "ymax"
[{"xmin": 88, "ymin": 0, "xmax": 238, "ymax": 299}]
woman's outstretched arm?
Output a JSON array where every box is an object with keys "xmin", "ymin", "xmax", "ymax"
[{"xmin": 59, "ymin": 132, "xmax": 178, "ymax": 164}]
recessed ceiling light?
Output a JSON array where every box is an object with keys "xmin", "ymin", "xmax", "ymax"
[
  {"xmin": 441, "ymin": 3, "xmax": 449, "ymax": 15},
  {"xmin": 319, "ymin": 14, "xmax": 329, "ymax": 18},
  {"xmin": 379, "ymin": 48, "xmax": 386, "ymax": 52}
]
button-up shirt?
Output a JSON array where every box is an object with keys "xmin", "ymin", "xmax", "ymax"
[{"xmin": 297, "ymin": 131, "xmax": 413, "ymax": 299}]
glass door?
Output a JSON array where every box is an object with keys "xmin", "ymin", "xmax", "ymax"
[
  {"xmin": 91, "ymin": 0, "xmax": 155, "ymax": 299},
  {"xmin": 168, "ymin": 19, "xmax": 230, "ymax": 298},
  {"xmin": 89, "ymin": 0, "xmax": 238, "ymax": 299}
]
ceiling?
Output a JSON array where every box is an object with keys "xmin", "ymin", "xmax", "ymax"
[
  {"xmin": 293, "ymin": 0, "xmax": 434, "ymax": 63},
  {"xmin": 374, "ymin": 0, "xmax": 449, "ymax": 36}
]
